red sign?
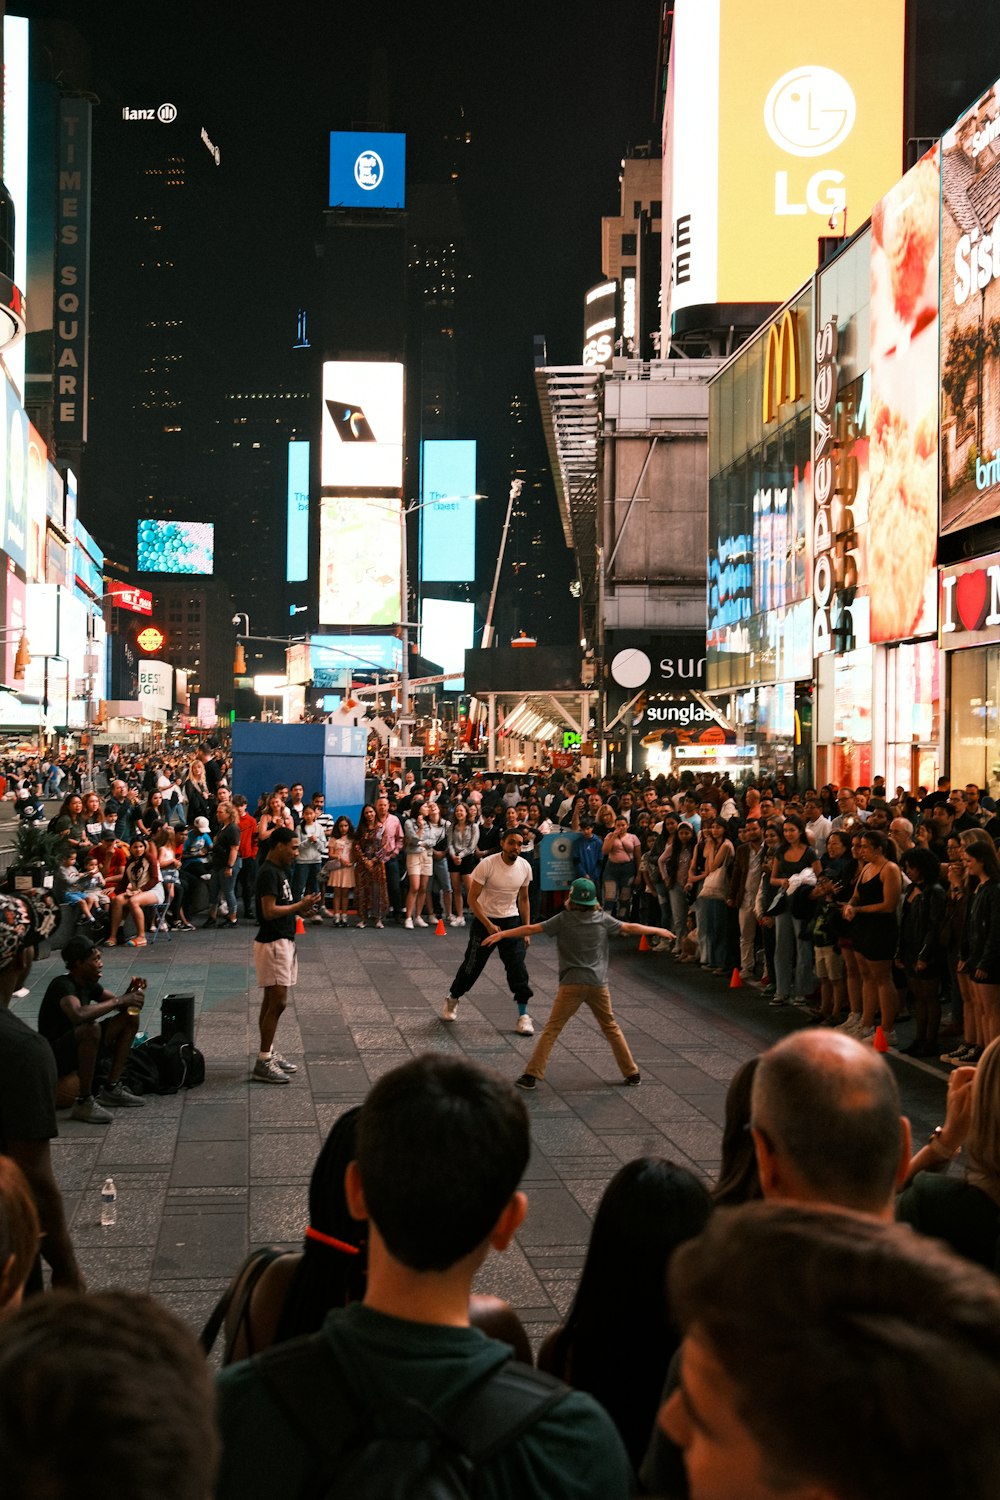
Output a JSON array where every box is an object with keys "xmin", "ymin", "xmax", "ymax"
[
  {"xmin": 137, "ymin": 625, "xmax": 165, "ymax": 653},
  {"xmin": 109, "ymin": 582, "xmax": 153, "ymax": 616},
  {"xmin": 551, "ymin": 751, "xmax": 575, "ymax": 770}
]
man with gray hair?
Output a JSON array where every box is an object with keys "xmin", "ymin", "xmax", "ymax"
[
  {"xmin": 889, "ymin": 816, "xmax": 914, "ymax": 852},
  {"xmin": 749, "ymin": 1029, "xmax": 911, "ymax": 1218}
]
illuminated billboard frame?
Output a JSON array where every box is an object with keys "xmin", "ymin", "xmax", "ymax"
[
  {"xmin": 420, "ymin": 440, "xmax": 476, "ymax": 583},
  {"xmin": 286, "ymin": 440, "xmax": 309, "ymax": 583},
  {"xmin": 328, "ymin": 131, "xmax": 406, "ymax": 210},
  {"xmin": 318, "ymin": 496, "xmax": 400, "ymax": 626},
  {"xmin": 137, "ymin": 519, "xmax": 214, "ymax": 575},
  {"xmin": 669, "ymin": 0, "xmax": 906, "ymax": 319},
  {"xmin": 940, "ymin": 76, "xmax": 1000, "ymax": 535},
  {"xmin": 320, "ymin": 361, "xmax": 404, "ymax": 490},
  {"xmin": 420, "ymin": 598, "xmax": 475, "ymax": 692},
  {"xmin": 310, "ymin": 633, "xmax": 402, "ymax": 685}
]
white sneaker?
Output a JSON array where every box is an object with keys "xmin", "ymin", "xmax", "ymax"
[
  {"xmin": 441, "ymin": 995, "xmax": 459, "ymax": 1022},
  {"xmin": 404, "ymin": 917, "xmax": 414, "ymax": 929},
  {"xmin": 414, "ymin": 916, "xmax": 428, "ymax": 928},
  {"xmin": 448, "ymin": 915, "xmax": 460, "ymax": 927},
  {"xmin": 516, "ymin": 1013, "xmax": 534, "ymax": 1036},
  {"xmin": 836, "ymin": 1013, "xmax": 861, "ymax": 1031}
]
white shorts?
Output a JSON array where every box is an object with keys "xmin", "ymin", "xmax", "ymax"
[
  {"xmin": 254, "ymin": 938, "xmax": 298, "ymax": 988},
  {"xmin": 814, "ymin": 945, "xmax": 844, "ymax": 981},
  {"xmin": 406, "ymin": 849, "xmax": 433, "ymax": 879}
]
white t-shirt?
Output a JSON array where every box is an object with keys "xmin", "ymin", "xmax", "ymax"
[{"xmin": 472, "ymin": 852, "xmax": 532, "ymax": 918}]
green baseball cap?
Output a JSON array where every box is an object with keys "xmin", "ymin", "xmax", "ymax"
[{"xmin": 569, "ymin": 877, "xmax": 599, "ymax": 908}]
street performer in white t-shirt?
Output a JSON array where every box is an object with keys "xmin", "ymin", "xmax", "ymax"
[{"xmin": 441, "ymin": 830, "xmax": 535, "ymax": 1034}]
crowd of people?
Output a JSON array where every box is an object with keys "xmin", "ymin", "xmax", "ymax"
[{"xmin": 1, "ymin": 745, "xmax": 1000, "ymax": 1493}]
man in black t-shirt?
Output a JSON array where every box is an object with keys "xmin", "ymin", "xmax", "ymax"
[
  {"xmin": 0, "ymin": 893, "xmax": 83, "ymax": 1292},
  {"xmin": 37, "ymin": 936, "xmax": 146, "ymax": 1123},
  {"xmin": 252, "ymin": 828, "xmax": 322, "ymax": 1085}
]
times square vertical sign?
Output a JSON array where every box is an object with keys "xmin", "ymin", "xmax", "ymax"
[{"xmin": 55, "ymin": 98, "xmax": 91, "ymax": 450}]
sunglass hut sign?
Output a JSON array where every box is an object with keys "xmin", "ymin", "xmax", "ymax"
[{"xmin": 940, "ymin": 552, "xmax": 1000, "ymax": 648}]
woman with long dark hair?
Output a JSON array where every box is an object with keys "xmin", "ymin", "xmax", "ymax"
[
  {"xmin": 842, "ymin": 829, "xmax": 904, "ymax": 1044},
  {"xmin": 896, "ymin": 845, "xmax": 948, "ymax": 1056},
  {"xmin": 353, "ymin": 804, "xmax": 388, "ymax": 929},
  {"xmin": 538, "ymin": 1158, "xmax": 712, "ymax": 1471},
  {"xmin": 713, "ymin": 1057, "xmax": 762, "ymax": 1207},
  {"xmin": 769, "ymin": 812, "xmax": 820, "ymax": 1007},
  {"xmin": 961, "ymin": 839, "xmax": 1000, "ymax": 1050},
  {"xmin": 660, "ymin": 821, "xmax": 695, "ymax": 959}
]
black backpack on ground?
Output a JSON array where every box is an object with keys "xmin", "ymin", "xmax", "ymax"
[
  {"xmin": 122, "ymin": 1032, "xmax": 206, "ymax": 1095},
  {"xmin": 255, "ymin": 1332, "xmax": 567, "ymax": 1500}
]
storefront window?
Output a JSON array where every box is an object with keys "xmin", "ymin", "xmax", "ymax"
[
  {"xmin": 831, "ymin": 649, "xmax": 873, "ymax": 786},
  {"xmin": 884, "ymin": 640, "xmax": 940, "ymax": 794},
  {"xmin": 949, "ymin": 647, "xmax": 1000, "ymax": 801}
]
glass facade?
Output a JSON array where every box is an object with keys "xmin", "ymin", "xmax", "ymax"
[
  {"xmin": 949, "ymin": 647, "xmax": 1000, "ymax": 801},
  {"xmin": 708, "ymin": 286, "xmax": 814, "ymax": 693}
]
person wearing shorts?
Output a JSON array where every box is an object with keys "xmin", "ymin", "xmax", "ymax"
[{"xmin": 252, "ymin": 828, "xmax": 322, "ymax": 1085}]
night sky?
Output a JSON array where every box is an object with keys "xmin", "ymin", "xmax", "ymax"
[{"xmin": 15, "ymin": 0, "xmax": 663, "ymax": 639}]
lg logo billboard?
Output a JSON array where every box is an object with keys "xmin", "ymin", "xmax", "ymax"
[{"xmin": 764, "ymin": 65, "xmax": 854, "ymax": 217}]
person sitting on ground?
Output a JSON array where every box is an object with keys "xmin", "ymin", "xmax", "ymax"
[
  {"xmin": 209, "ymin": 1103, "xmax": 530, "ymax": 1367},
  {"xmin": 897, "ymin": 1036, "xmax": 1000, "ymax": 1269},
  {"xmin": 538, "ymin": 1158, "xmax": 711, "ymax": 1472},
  {"xmin": 484, "ymin": 875, "xmax": 673, "ymax": 1090},
  {"xmin": 214, "ymin": 1054, "xmax": 632, "ymax": 1500},
  {"xmin": 0, "ymin": 1291, "xmax": 219, "ymax": 1500},
  {"xmin": 0, "ymin": 1157, "xmax": 41, "ymax": 1320},
  {"xmin": 658, "ymin": 1203, "xmax": 1000, "ymax": 1500},
  {"xmin": 36, "ymin": 935, "xmax": 147, "ymax": 1124}
]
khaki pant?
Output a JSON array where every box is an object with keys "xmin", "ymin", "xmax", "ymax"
[{"xmin": 524, "ymin": 983, "xmax": 637, "ymax": 1080}]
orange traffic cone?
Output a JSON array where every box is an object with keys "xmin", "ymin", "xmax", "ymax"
[
  {"xmin": 638, "ymin": 934, "xmax": 651, "ymax": 952},
  {"xmin": 435, "ymin": 917, "xmax": 447, "ymax": 936},
  {"xmin": 873, "ymin": 1025, "xmax": 889, "ymax": 1053},
  {"xmin": 729, "ymin": 968, "xmax": 743, "ymax": 989},
  {"xmin": 295, "ymin": 916, "xmax": 305, "ymax": 935}
]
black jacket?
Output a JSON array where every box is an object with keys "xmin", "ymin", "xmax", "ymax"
[
  {"xmin": 962, "ymin": 878, "xmax": 1000, "ymax": 975},
  {"xmin": 896, "ymin": 882, "xmax": 947, "ymax": 972}
]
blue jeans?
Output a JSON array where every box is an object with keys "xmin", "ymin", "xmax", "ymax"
[
  {"xmin": 668, "ymin": 884, "xmax": 689, "ymax": 954},
  {"xmin": 291, "ymin": 863, "xmax": 322, "ymax": 902},
  {"xmin": 774, "ymin": 910, "xmax": 816, "ymax": 999},
  {"xmin": 697, "ymin": 896, "xmax": 728, "ymax": 968},
  {"xmin": 603, "ymin": 862, "xmax": 635, "ymax": 918},
  {"xmin": 208, "ymin": 857, "xmax": 241, "ymax": 917}
]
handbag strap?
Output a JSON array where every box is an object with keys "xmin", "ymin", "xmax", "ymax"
[{"xmin": 199, "ymin": 1245, "xmax": 286, "ymax": 1357}]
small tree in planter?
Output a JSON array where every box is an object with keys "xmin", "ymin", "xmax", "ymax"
[{"xmin": 7, "ymin": 821, "xmax": 61, "ymax": 894}]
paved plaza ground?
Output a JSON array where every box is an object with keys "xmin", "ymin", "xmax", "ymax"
[{"xmin": 13, "ymin": 917, "xmax": 949, "ymax": 1353}]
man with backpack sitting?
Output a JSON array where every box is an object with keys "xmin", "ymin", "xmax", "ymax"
[{"xmin": 214, "ymin": 1053, "xmax": 631, "ymax": 1499}]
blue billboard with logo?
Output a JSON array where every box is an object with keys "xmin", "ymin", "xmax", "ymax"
[{"xmin": 329, "ymin": 131, "xmax": 406, "ymax": 210}]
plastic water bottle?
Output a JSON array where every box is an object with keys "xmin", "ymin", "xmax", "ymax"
[{"xmin": 100, "ymin": 1177, "xmax": 117, "ymax": 1228}]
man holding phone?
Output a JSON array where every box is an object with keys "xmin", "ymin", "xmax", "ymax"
[{"xmin": 36, "ymin": 935, "xmax": 146, "ymax": 1123}]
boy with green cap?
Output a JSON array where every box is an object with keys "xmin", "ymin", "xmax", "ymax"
[{"xmin": 482, "ymin": 876, "xmax": 673, "ymax": 1090}]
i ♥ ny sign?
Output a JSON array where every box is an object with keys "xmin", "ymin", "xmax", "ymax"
[{"xmin": 941, "ymin": 554, "xmax": 1000, "ymax": 647}]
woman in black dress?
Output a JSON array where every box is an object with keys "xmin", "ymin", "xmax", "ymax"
[
  {"xmin": 842, "ymin": 829, "xmax": 903, "ymax": 1045},
  {"xmin": 961, "ymin": 839, "xmax": 1000, "ymax": 1049}
]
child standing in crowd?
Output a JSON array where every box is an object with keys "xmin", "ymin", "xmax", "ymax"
[{"xmin": 325, "ymin": 815, "xmax": 355, "ymax": 926}]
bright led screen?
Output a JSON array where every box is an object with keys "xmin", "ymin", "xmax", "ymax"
[
  {"xmin": 329, "ymin": 131, "xmax": 406, "ymax": 210},
  {"xmin": 137, "ymin": 520, "xmax": 214, "ymax": 575},
  {"xmin": 310, "ymin": 633, "xmax": 402, "ymax": 685},
  {"xmin": 318, "ymin": 497, "xmax": 400, "ymax": 626},
  {"xmin": 286, "ymin": 440, "xmax": 309, "ymax": 582},
  {"xmin": 321, "ymin": 362, "xmax": 403, "ymax": 489},
  {"xmin": 420, "ymin": 599, "xmax": 475, "ymax": 692},
  {"xmin": 420, "ymin": 440, "xmax": 476, "ymax": 583}
]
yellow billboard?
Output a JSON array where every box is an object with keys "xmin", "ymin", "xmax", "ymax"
[{"xmin": 671, "ymin": 0, "xmax": 906, "ymax": 314}]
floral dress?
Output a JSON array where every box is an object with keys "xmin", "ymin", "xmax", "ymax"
[{"xmin": 354, "ymin": 826, "xmax": 388, "ymax": 922}]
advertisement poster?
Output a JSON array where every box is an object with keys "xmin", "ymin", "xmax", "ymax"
[
  {"xmin": 137, "ymin": 519, "xmax": 214, "ymax": 574},
  {"xmin": 318, "ymin": 496, "xmax": 400, "ymax": 626},
  {"xmin": 137, "ymin": 659, "xmax": 172, "ymax": 713},
  {"xmin": 941, "ymin": 76, "xmax": 1000, "ymax": 534},
  {"xmin": 320, "ymin": 361, "xmax": 404, "ymax": 490},
  {"xmin": 868, "ymin": 145, "xmax": 940, "ymax": 639},
  {"xmin": 539, "ymin": 831, "xmax": 580, "ymax": 892}
]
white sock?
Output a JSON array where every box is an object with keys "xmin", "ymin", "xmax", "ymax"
[{"xmin": 258, "ymin": 1050, "xmax": 272, "ymax": 1061}]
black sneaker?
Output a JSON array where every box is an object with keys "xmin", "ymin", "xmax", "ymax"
[
  {"xmin": 621, "ymin": 1072, "xmax": 642, "ymax": 1087},
  {"xmin": 514, "ymin": 1073, "xmax": 536, "ymax": 1091}
]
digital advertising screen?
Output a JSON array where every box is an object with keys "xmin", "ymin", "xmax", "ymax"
[
  {"xmin": 3, "ymin": 14, "xmax": 28, "ymax": 397},
  {"xmin": 420, "ymin": 599, "xmax": 475, "ymax": 692},
  {"xmin": 868, "ymin": 145, "xmax": 940, "ymax": 640},
  {"xmin": 137, "ymin": 519, "xmax": 214, "ymax": 574},
  {"xmin": 321, "ymin": 361, "xmax": 404, "ymax": 490},
  {"xmin": 329, "ymin": 131, "xmax": 406, "ymax": 210},
  {"xmin": 286, "ymin": 440, "xmax": 310, "ymax": 583},
  {"xmin": 310, "ymin": 633, "xmax": 402, "ymax": 685},
  {"xmin": 318, "ymin": 496, "xmax": 400, "ymax": 627},
  {"xmin": 669, "ymin": 0, "xmax": 905, "ymax": 316},
  {"xmin": 941, "ymin": 75, "xmax": 1000, "ymax": 535},
  {"xmin": 420, "ymin": 440, "xmax": 477, "ymax": 583}
]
